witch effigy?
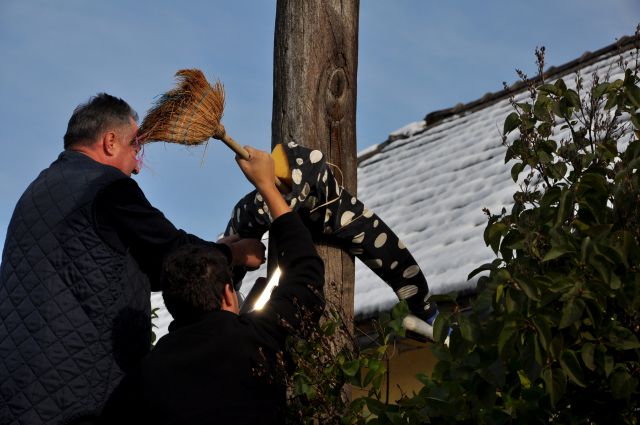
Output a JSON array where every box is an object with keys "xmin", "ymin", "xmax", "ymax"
[{"xmin": 138, "ymin": 69, "xmax": 440, "ymax": 337}]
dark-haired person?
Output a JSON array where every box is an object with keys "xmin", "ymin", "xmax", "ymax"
[
  {"xmin": 0, "ymin": 94, "xmax": 265, "ymax": 425},
  {"xmin": 101, "ymin": 147, "xmax": 325, "ymax": 425}
]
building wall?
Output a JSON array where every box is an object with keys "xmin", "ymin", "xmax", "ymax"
[{"xmin": 353, "ymin": 338, "xmax": 438, "ymax": 402}]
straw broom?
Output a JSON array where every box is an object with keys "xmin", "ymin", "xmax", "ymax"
[
  {"xmin": 138, "ymin": 69, "xmax": 250, "ymax": 160},
  {"xmin": 138, "ymin": 69, "xmax": 288, "ymax": 187}
]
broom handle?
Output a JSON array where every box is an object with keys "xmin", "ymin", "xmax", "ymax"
[
  {"xmin": 220, "ymin": 133, "xmax": 250, "ymax": 160},
  {"xmin": 220, "ymin": 133, "xmax": 283, "ymax": 188}
]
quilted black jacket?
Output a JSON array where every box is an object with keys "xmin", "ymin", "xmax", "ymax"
[{"xmin": 1, "ymin": 151, "xmax": 153, "ymax": 425}]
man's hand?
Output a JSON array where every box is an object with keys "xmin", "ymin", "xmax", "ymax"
[
  {"xmin": 235, "ymin": 146, "xmax": 276, "ymax": 193},
  {"xmin": 236, "ymin": 146, "xmax": 291, "ymax": 220},
  {"xmin": 217, "ymin": 234, "xmax": 240, "ymax": 245},
  {"xmin": 223, "ymin": 237, "xmax": 266, "ymax": 269}
]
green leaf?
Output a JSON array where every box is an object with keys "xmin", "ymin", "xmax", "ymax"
[
  {"xmin": 580, "ymin": 236, "xmax": 591, "ymax": 262},
  {"xmin": 478, "ymin": 358, "xmax": 506, "ymax": 387},
  {"xmin": 564, "ymin": 89, "xmax": 581, "ymax": 108},
  {"xmin": 293, "ymin": 374, "xmax": 316, "ymax": 398},
  {"xmin": 604, "ymin": 354, "xmax": 614, "ymax": 377},
  {"xmin": 537, "ymin": 150, "xmax": 553, "ymax": 164},
  {"xmin": 458, "ymin": 315, "xmax": 475, "ymax": 342},
  {"xmin": 589, "ymin": 254, "xmax": 611, "ymax": 284},
  {"xmin": 538, "ymin": 122, "xmax": 552, "ymax": 137},
  {"xmin": 539, "ymin": 83, "xmax": 561, "ymax": 96},
  {"xmin": 366, "ymin": 398, "xmax": 387, "ymax": 416},
  {"xmin": 514, "ymin": 276, "xmax": 540, "ymax": 300},
  {"xmin": 610, "ymin": 230, "xmax": 634, "ymax": 268},
  {"xmin": 367, "ymin": 358, "xmax": 383, "ymax": 373},
  {"xmin": 496, "ymin": 283, "xmax": 505, "ymax": 304},
  {"xmin": 433, "ymin": 314, "xmax": 451, "ymax": 344},
  {"xmin": 385, "ymin": 411, "xmax": 405, "ymax": 425},
  {"xmin": 540, "ymin": 186, "xmax": 561, "ymax": 210},
  {"xmin": 517, "ymin": 369, "xmax": 532, "ymax": 389},
  {"xmin": 553, "ymin": 78, "xmax": 567, "ymax": 94},
  {"xmin": 391, "ymin": 300, "xmax": 409, "ymax": 320},
  {"xmin": 534, "ymin": 96, "xmax": 552, "ymax": 121},
  {"xmin": 498, "ymin": 322, "xmax": 518, "ymax": 356},
  {"xmin": 539, "ymin": 139, "xmax": 558, "ymax": 153},
  {"xmin": 609, "ymin": 273, "xmax": 621, "ymax": 290},
  {"xmin": 484, "ymin": 222, "xmax": 507, "ymax": 254},
  {"xmin": 542, "ymin": 245, "xmax": 572, "ymax": 262},
  {"xmin": 324, "ymin": 320, "xmax": 336, "ymax": 337},
  {"xmin": 415, "ymin": 372, "xmax": 430, "ymax": 386},
  {"xmin": 607, "ymin": 326, "xmax": 640, "ymax": 350},
  {"xmin": 467, "ymin": 263, "xmax": 498, "ymax": 280},
  {"xmin": 504, "ymin": 112, "xmax": 521, "ymax": 134},
  {"xmin": 362, "ymin": 366, "xmax": 380, "ymax": 388},
  {"xmin": 532, "ymin": 317, "xmax": 552, "ymax": 350},
  {"xmin": 516, "ymin": 102, "xmax": 532, "ymax": 113},
  {"xmin": 604, "ymin": 93, "xmax": 619, "ymax": 110},
  {"xmin": 554, "ymin": 79, "xmax": 568, "ymax": 94},
  {"xmin": 341, "ymin": 359, "xmax": 361, "ymax": 377},
  {"xmin": 593, "ymin": 82, "xmax": 610, "ymax": 99},
  {"xmin": 542, "ymin": 367, "xmax": 567, "ymax": 408},
  {"xmin": 610, "ymin": 369, "xmax": 634, "ymax": 400},
  {"xmin": 625, "ymin": 83, "xmax": 640, "ymax": 108},
  {"xmin": 560, "ymin": 350, "xmax": 587, "ymax": 387},
  {"xmin": 504, "ymin": 283, "xmax": 521, "ymax": 316},
  {"xmin": 555, "ymin": 188, "xmax": 572, "ymax": 226},
  {"xmin": 548, "ymin": 162, "xmax": 567, "ymax": 180},
  {"xmin": 579, "ymin": 173, "xmax": 608, "ymax": 198},
  {"xmin": 550, "ymin": 334, "xmax": 565, "ymax": 360},
  {"xmin": 511, "ymin": 162, "xmax": 526, "ymax": 182},
  {"xmin": 583, "ymin": 300, "xmax": 603, "ymax": 330},
  {"xmin": 559, "ymin": 298, "xmax": 584, "ymax": 329},
  {"xmin": 581, "ymin": 343, "xmax": 596, "ymax": 371},
  {"xmin": 502, "ymin": 229, "xmax": 525, "ymax": 251},
  {"xmin": 609, "ymin": 79, "xmax": 624, "ymax": 91},
  {"xmin": 553, "ymin": 97, "xmax": 571, "ymax": 118}
]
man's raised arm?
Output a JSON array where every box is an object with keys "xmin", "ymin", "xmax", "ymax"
[{"xmin": 235, "ymin": 146, "xmax": 325, "ymax": 340}]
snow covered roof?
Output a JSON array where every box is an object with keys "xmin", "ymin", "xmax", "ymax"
[
  {"xmin": 354, "ymin": 35, "xmax": 637, "ymax": 318},
  {"xmin": 152, "ymin": 35, "xmax": 638, "ymax": 337}
]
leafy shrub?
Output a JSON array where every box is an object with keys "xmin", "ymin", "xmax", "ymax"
[
  {"xmin": 286, "ymin": 35, "xmax": 640, "ymax": 424},
  {"xmin": 285, "ymin": 304, "xmax": 409, "ymax": 424},
  {"xmin": 415, "ymin": 41, "xmax": 640, "ymax": 424}
]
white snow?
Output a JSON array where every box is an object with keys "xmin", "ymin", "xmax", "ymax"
[
  {"xmin": 388, "ymin": 120, "xmax": 427, "ymax": 139},
  {"xmin": 357, "ymin": 143, "xmax": 380, "ymax": 158}
]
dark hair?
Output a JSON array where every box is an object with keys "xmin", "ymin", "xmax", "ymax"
[
  {"xmin": 161, "ymin": 245, "xmax": 232, "ymax": 320},
  {"xmin": 63, "ymin": 93, "xmax": 138, "ymax": 149}
]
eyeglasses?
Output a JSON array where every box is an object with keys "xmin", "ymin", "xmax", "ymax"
[
  {"xmin": 130, "ymin": 136, "xmax": 144, "ymax": 158},
  {"xmin": 128, "ymin": 135, "xmax": 145, "ymax": 172}
]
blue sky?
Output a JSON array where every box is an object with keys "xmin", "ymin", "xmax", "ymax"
[{"xmin": 1, "ymin": 1, "xmax": 638, "ymax": 249}]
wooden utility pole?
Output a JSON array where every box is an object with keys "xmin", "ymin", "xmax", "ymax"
[{"xmin": 272, "ymin": 0, "xmax": 359, "ymax": 323}]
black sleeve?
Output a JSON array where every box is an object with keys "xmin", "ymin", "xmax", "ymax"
[
  {"xmin": 93, "ymin": 178, "xmax": 231, "ymax": 291},
  {"xmin": 99, "ymin": 371, "xmax": 141, "ymax": 425},
  {"xmin": 248, "ymin": 211, "xmax": 325, "ymax": 344}
]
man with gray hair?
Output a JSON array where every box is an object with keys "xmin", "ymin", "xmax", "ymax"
[{"xmin": 0, "ymin": 93, "xmax": 265, "ymax": 425}]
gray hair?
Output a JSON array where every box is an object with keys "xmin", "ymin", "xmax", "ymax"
[{"xmin": 63, "ymin": 93, "xmax": 138, "ymax": 149}]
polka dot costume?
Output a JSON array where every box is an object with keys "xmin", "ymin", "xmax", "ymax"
[{"xmin": 225, "ymin": 143, "xmax": 437, "ymax": 320}]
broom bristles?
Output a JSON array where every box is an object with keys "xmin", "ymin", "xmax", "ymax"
[{"xmin": 138, "ymin": 69, "xmax": 227, "ymax": 145}]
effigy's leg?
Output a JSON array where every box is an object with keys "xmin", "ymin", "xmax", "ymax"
[{"xmin": 318, "ymin": 188, "xmax": 438, "ymax": 320}]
